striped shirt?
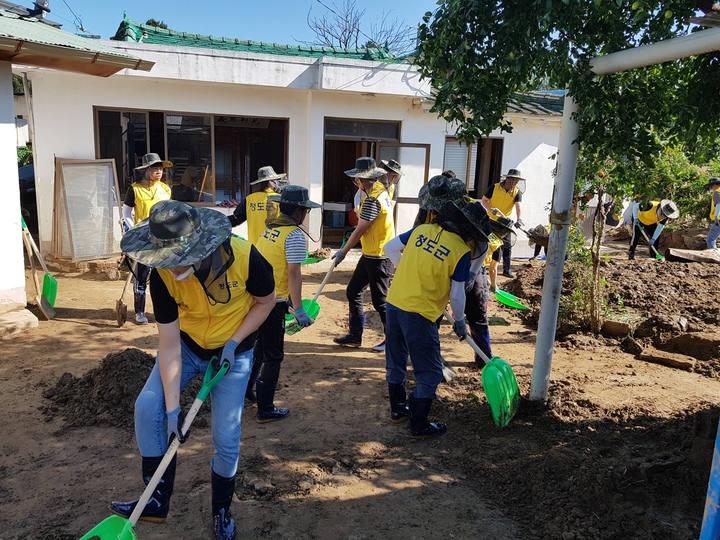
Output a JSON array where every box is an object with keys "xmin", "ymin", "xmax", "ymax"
[{"xmin": 285, "ymin": 228, "xmax": 307, "ymax": 264}]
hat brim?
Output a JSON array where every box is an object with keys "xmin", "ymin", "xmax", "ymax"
[
  {"xmin": 381, "ymin": 160, "xmax": 405, "ymax": 176},
  {"xmin": 659, "ymin": 199, "xmax": 680, "ymax": 219},
  {"xmin": 502, "ymin": 174, "xmax": 526, "ymax": 182},
  {"xmin": 706, "ymin": 182, "xmax": 720, "ymax": 189},
  {"xmin": 135, "ymin": 160, "xmax": 173, "ymax": 171},
  {"xmin": 121, "ymin": 208, "xmax": 232, "ymax": 269},
  {"xmin": 268, "ymin": 195, "xmax": 322, "ymax": 209},
  {"xmin": 344, "ymin": 168, "xmax": 385, "ymax": 179},
  {"xmin": 250, "ymin": 173, "xmax": 287, "ymax": 185}
]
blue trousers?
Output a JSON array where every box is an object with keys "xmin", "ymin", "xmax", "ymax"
[
  {"xmin": 708, "ymin": 222, "xmax": 720, "ymax": 249},
  {"xmin": 134, "ymin": 342, "xmax": 253, "ymax": 478},
  {"xmin": 385, "ymin": 304, "xmax": 443, "ymax": 399}
]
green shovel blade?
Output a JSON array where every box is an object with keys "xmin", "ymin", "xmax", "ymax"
[
  {"xmin": 78, "ymin": 514, "xmax": 137, "ymax": 540},
  {"xmin": 495, "ymin": 289, "xmax": 530, "ymax": 311},
  {"xmin": 482, "ymin": 357, "xmax": 521, "ymax": 427},
  {"xmin": 285, "ymin": 298, "xmax": 321, "ymax": 336}
]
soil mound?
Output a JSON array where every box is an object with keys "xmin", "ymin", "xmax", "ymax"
[{"xmin": 42, "ymin": 348, "xmax": 207, "ymax": 430}]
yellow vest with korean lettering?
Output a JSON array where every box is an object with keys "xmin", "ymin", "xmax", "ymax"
[
  {"xmin": 157, "ymin": 236, "xmax": 256, "ymax": 350},
  {"xmin": 638, "ymin": 201, "xmax": 662, "ymax": 226},
  {"xmin": 256, "ymin": 225, "xmax": 296, "ymax": 300},
  {"xmin": 487, "ymin": 184, "xmax": 519, "ymax": 221},
  {"xmin": 245, "ymin": 190, "xmax": 279, "ymax": 245},
  {"xmin": 387, "ymin": 223, "xmax": 470, "ymax": 321},
  {"xmin": 132, "ymin": 180, "xmax": 171, "ymax": 223},
  {"xmin": 360, "ymin": 181, "xmax": 395, "ymax": 257}
]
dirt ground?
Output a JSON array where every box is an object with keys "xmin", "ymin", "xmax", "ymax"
[{"xmin": 3, "ymin": 247, "xmax": 720, "ymax": 540}]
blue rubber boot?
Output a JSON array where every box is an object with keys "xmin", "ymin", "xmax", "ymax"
[{"xmin": 388, "ymin": 383, "xmax": 409, "ymax": 423}]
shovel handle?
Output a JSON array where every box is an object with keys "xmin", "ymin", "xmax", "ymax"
[
  {"xmin": 311, "ymin": 260, "xmax": 337, "ymax": 303},
  {"xmin": 639, "ymin": 227, "xmax": 663, "ymax": 258},
  {"xmin": 443, "ymin": 309, "xmax": 492, "ymax": 364},
  {"xmin": 127, "ymin": 357, "xmax": 229, "ymax": 526}
]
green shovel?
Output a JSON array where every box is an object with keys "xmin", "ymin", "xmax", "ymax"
[
  {"xmin": 494, "ymin": 289, "xmax": 531, "ymax": 311},
  {"xmin": 79, "ymin": 358, "xmax": 230, "ymax": 540},
  {"xmin": 444, "ymin": 310, "xmax": 520, "ymax": 427},
  {"xmin": 285, "ymin": 260, "xmax": 337, "ymax": 336}
]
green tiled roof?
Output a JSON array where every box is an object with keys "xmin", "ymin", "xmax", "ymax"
[
  {"xmin": 509, "ymin": 91, "xmax": 565, "ymax": 116},
  {"xmin": 111, "ymin": 15, "xmax": 405, "ymax": 63}
]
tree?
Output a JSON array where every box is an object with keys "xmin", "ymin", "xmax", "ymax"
[
  {"xmin": 145, "ymin": 19, "xmax": 168, "ymax": 30},
  {"xmin": 305, "ymin": 0, "xmax": 416, "ymax": 57},
  {"xmin": 416, "ymin": 0, "xmax": 720, "ymax": 333},
  {"xmin": 415, "ymin": 1, "xmax": 718, "ymax": 153}
]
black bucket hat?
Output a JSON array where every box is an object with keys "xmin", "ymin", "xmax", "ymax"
[
  {"xmin": 344, "ymin": 157, "xmax": 385, "ymax": 179},
  {"xmin": 380, "ymin": 159, "xmax": 404, "ymax": 176},
  {"xmin": 268, "ymin": 185, "xmax": 321, "ymax": 209}
]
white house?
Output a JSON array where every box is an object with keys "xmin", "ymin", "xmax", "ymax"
[{"xmin": 23, "ymin": 16, "xmax": 562, "ymax": 259}]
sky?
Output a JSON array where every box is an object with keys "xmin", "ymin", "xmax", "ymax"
[{"xmin": 42, "ymin": 0, "xmax": 439, "ymax": 45}]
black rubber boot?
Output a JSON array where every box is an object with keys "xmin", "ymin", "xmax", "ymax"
[
  {"xmin": 333, "ymin": 314, "xmax": 365, "ymax": 347},
  {"xmin": 502, "ymin": 247, "xmax": 513, "ymax": 277},
  {"xmin": 110, "ymin": 455, "xmax": 176, "ymax": 522},
  {"xmin": 388, "ymin": 383, "xmax": 409, "ymax": 423},
  {"xmin": 255, "ymin": 378, "xmax": 290, "ymax": 423},
  {"xmin": 409, "ymin": 395, "xmax": 447, "ymax": 439},
  {"xmin": 245, "ymin": 359, "xmax": 261, "ymax": 404},
  {"xmin": 212, "ymin": 470, "xmax": 237, "ymax": 540},
  {"xmin": 628, "ymin": 248, "xmax": 635, "ymax": 260},
  {"xmin": 134, "ymin": 292, "xmax": 148, "ymax": 325}
]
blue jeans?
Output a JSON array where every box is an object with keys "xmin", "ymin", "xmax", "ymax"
[
  {"xmin": 385, "ymin": 304, "xmax": 443, "ymax": 399},
  {"xmin": 134, "ymin": 343, "xmax": 253, "ymax": 478},
  {"xmin": 708, "ymin": 222, "xmax": 720, "ymax": 249}
]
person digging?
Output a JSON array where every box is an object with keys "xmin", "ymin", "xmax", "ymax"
[
  {"xmin": 628, "ymin": 199, "xmax": 679, "ymax": 260},
  {"xmin": 383, "ymin": 182, "xmax": 490, "ymax": 438},
  {"xmin": 332, "ymin": 157, "xmax": 394, "ymax": 352},
  {"xmin": 112, "ymin": 200, "xmax": 276, "ymax": 540}
]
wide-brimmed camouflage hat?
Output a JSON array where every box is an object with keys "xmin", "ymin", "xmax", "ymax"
[
  {"xmin": 135, "ymin": 153, "xmax": 173, "ymax": 170},
  {"xmin": 121, "ymin": 200, "xmax": 232, "ymax": 269},
  {"xmin": 659, "ymin": 199, "xmax": 680, "ymax": 219},
  {"xmin": 441, "ymin": 200, "xmax": 490, "ymax": 244},
  {"xmin": 251, "ymin": 166, "xmax": 287, "ymax": 186},
  {"xmin": 418, "ymin": 175, "xmax": 467, "ymax": 210},
  {"xmin": 380, "ymin": 159, "xmax": 404, "ymax": 176},
  {"xmin": 344, "ymin": 157, "xmax": 385, "ymax": 179},
  {"xmin": 491, "ymin": 215, "xmax": 515, "ymax": 239},
  {"xmin": 269, "ymin": 185, "xmax": 322, "ymax": 209}
]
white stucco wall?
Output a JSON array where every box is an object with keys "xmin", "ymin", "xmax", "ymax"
[
  {"xmin": 25, "ymin": 43, "xmax": 561, "ymax": 260},
  {"xmin": 0, "ymin": 61, "xmax": 27, "ymax": 312}
]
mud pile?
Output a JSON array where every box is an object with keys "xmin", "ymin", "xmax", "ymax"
[{"xmin": 42, "ymin": 348, "xmax": 206, "ymax": 429}]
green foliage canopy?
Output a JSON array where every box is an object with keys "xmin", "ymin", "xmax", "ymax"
[{"xmin": 416, "ymin": 0, "xmax": 720, "ymax": 164}]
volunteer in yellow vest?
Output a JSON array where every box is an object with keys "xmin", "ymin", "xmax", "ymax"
[
  {"xmin": 480, "ymin": 168, "xmax": 525, "ymax": 292},
  {"xmin": 380, "ymin": 159, "xmax": 404, "ymax": 211},
  {"xmin": 115, "ymin": 200, "xmax": 275, "ymax": 540},
  {"xmin": 228, "ymin": 166, "xmax": 289, "ymax": 244},
  {"xmin": 123, "ymin": 153, "xmax": 173, "ymax": 325},
  {"xmin": 706, "ymin": 178, "xmax": 720, "ymax": 249},
  {"xmin": 414, "ymin": 175, "xmax": 495, "ymax": 365},
  {"xmin": 629, "ymin": 199, "xmax": 679, "ymax": 259},
  {"xmin": 332, "ymin": 157, "xmax": 394, "ymax": 352},
  {"xmin": 383, "ymin": 183, "xmax": 490, "ymax": 438},
  {"xmin": 248, "ymin": 186, "xmax": 321, "ymax": 423}
]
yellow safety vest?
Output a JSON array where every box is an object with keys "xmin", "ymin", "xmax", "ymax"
[
  {"xmin": 638, "ymin": 201, "xmax": 663, "ymax": 226},
  {"xmin": 387, "ymin": 223, "xmax": 470, "ymax": 321},
  {"xmin": 256, "ymin": 225, "xmax": 298, "ymax": 300},
  {"xmin": 360, "ymin": 181, "xmax": 394, "ymax": 257},
  {"xmin": 487, "ymin": 184, "xmax": 519, "ymax": 221},
  {"xmin": 245, "ymin": 190, "xmax": 279, "ymax": 245},
  {"xmin": 131, "ymin": 180, "xmax": 171, "ymax": 223},
  {"xmin": 157, "ymin": 236, "xmax": 256, "ymax": 350},
  {"xmin": 710, "ymin": 193, "xmax": 718, "ymax": 221},
  {"xmin": 484, "ymin": 233, "xmax": 504, "ymax": 267}
]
